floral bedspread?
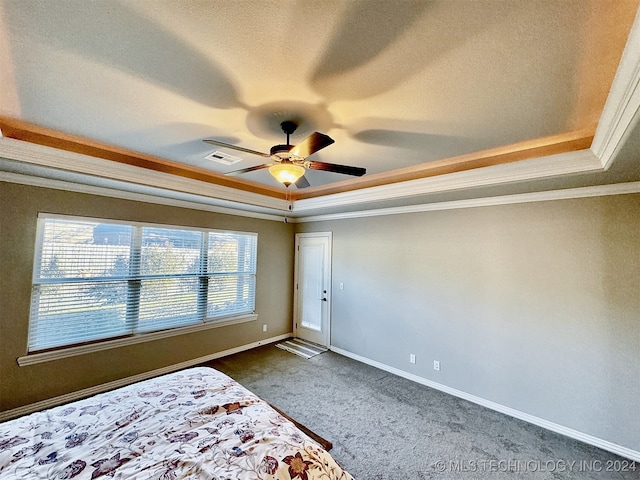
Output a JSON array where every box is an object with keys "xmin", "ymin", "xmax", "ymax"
[{"xmin": 0, "ymin": 367, "xmax": 353, "ymax": 480}]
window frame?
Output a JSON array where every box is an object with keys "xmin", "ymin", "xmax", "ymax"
[{"xmin": 21, "ymin": 214, "xmax": 258, "ymax": 365}]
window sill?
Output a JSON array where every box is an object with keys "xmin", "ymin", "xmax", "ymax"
[{"xmin": 17, "ymin": 314, "xmax": 258, "ymax": 366}]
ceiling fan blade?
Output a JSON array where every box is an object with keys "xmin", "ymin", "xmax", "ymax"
[
  {"xmin": 203, "ymin": 139, "xmax": 269, "ymax": 157},
  {"xmin": 294, "ymin": 175, "xmax": 311, "ymax": 189},
  {"xmin": 290, "ymin": 132, "xmax": 335, "ymax": 158},
  {"xmin": 224, "ymin": 164, "xmax": 272, "ymax": 176},
  {"xmin": 306, "ymin": 160, "xmax": 366, "ymax": 177}
]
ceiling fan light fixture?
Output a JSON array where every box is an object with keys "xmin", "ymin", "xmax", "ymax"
[
  {"xmin": 206, "ymin": 118, "xmax": 365, "ymax": 188},
  {"xmin": 269, "ymin": 162, "xmax": 305, "ymax": 186}
]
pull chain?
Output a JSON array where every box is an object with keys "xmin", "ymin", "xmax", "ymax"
[{"xmin": 284, "ymin": 187, "xmax": 291, "ymax": 223}]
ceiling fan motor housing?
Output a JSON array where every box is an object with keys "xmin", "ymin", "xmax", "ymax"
[
  {"xmin": 270, "ymin": 144, "xmax": 294, "ymax": 156},
  {"xmin": 270, "ymin": 144, "xmax": 306, "ymax": 164}
]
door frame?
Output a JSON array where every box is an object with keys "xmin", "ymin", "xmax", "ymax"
[{"xmin": 293, "ymin": 231, "xmax": 332, "ymax": 347}]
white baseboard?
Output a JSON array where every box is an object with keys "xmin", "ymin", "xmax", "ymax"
[
  {"xmin": 0, "ymin": 333, "xmax": 292, "ymax": 423},
  {"xmin": 330, "ymin": 345, "xmax": 640, "ymax": 463}
]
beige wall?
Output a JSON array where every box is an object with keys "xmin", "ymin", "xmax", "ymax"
[
  {"xmin": 0, "ymin": 182, "xmax": 294, "ymax": 411},
  {"xmin": 296, "ymin": 193, "xmax": 640, "ymax": 452}
]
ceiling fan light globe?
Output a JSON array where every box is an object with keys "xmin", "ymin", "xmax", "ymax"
[{"xmin": 269, "ymin": 163, "xmax": 305, "ymax": 185}]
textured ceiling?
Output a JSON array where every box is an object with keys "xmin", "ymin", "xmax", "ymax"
[{"xmin": 1, "ymin": 0, "xmax": 638, "ymax": 193}]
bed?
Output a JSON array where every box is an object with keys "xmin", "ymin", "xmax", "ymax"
[{"xmin": 0, "ymin": 367, "xmax": 353, "ymax": 479}]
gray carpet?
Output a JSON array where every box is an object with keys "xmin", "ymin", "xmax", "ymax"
[{"xmin": 206, "ymin": 344, "xmax": 639, "ymax": 479}]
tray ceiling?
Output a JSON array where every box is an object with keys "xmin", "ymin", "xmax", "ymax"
[{"xmin": 1, "ymin": 0, "xmax": 639, "ymax": 217}]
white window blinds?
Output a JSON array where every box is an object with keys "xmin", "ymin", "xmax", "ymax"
[{"xmin": 29, "ymin": 215, "xmax": 257, "ymax": 352}]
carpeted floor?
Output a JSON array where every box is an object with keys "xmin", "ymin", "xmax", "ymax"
[{"xmin": 206, "ymin": 344, "xmax": 638, "ymax": 479}]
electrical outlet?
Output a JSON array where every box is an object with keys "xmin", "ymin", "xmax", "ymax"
[
  {"xmin": 433, "ymin": 360, "xmax": 440, "ymax": 371},
  {"xmin": 339, "ymin": 282, "xmax": 344, "ymax": 290},
  {"xmin": 409, "ymin": 354, "xmax": 416, "ymax": 364},
  {"xmin": 262, "ymin": 324, "xmax": 267, "ymax": 332}
]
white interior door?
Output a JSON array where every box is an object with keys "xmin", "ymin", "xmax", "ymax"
[{"xmin": 294, "ymin": 232, "xmax": 332, "ymax": 347}]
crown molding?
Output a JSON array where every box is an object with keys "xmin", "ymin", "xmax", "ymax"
[
  {"xmin": 591, "ymin": 7, "xmax": 640, "ymax": 169},
  {"xmin": 0, "ymin": 171, "xmax": 287, "ymax": 222},
  {"xmin": 0, "ymin": 136, "xmax": 289, "ymax": 212},
  {"xmin": 292, "ymin": 149, "xmax": 602, "ymax": 213},
  {"xmin": 291, "ymin": 130, "xmax": 594, "ymax": 200},
  {"xmin": 294, "ymin": 181, "xmax": 640, "ymax": 223},
  {"xmin": 0, "ymin": 116, "xmax": 285, "ymax": 199}
]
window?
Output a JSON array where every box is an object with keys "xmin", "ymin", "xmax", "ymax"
[{"xmin": 28, "ymin": 215, "xmax": 257, "ymax": 352}]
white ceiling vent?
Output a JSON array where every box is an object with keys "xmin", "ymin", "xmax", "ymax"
[{"xmin": 205, "ymin": 150, "xmax": 242, "ymax": 165}]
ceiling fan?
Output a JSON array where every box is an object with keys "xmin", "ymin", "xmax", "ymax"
[{"xmin": 203, "ymin": 121, "xmax": 366, "ymax": 188}]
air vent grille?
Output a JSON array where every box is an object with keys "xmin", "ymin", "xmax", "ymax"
[{"xmin": 205, "ymin": 151, "xmax": 242, "ymax": 165}]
